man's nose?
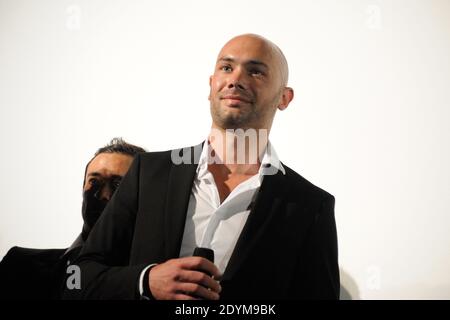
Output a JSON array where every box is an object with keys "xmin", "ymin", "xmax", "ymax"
[
  {"xmin": 227, "ymin": 68, "xmax": 246, "ymax": 90},
  {"xmin": 98, "ymin": 185, "xmax": 112, "ymax": 201}
]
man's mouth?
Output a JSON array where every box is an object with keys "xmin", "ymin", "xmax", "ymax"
[{"xmin": 221, "ymin": 95, "xmax": 251, "ymax": 104}]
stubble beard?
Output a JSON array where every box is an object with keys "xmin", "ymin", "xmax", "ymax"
[{"xmin": 210, "ymin": 100, "xmax": 259, "ymax": 130}]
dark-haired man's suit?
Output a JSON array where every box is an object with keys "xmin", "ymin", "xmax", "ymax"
[{"xmin": 0, "ymin": 245, "xmax": 81, "ymax": 299}]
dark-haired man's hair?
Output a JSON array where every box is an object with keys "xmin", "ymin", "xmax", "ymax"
[
  {"xmin": 94, "ymin": 137, "xmax": 146, "ymax": 157},
  {"xmin": 82, "ymin": 138, "xmax": 146, "ymax": 188}
]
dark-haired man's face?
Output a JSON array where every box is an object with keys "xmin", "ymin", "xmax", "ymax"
[
  {"xmin": 81, "ymin": 153, "xmax": 133, "ymax": 238},
  {"xmin": 83, "ymin": 153, "xmax": 133, "ymax": 199}
]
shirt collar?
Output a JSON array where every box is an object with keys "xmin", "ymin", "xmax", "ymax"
[{"xmin": 259, "ymin": 141, "xmax": 286, "ymax": 176}]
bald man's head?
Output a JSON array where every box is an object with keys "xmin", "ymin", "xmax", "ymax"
[
  {"xmin": 209, "ymin": 34, "xmax": 294, "ymax": 132},
  {"xmin": 218, "ymin": 34, "xmax": 289, "ymax": 88}
]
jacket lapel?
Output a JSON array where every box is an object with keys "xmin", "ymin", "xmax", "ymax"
[
  {"xmin": 221, "ymin": 169, "xmax": 288, "ymax": 281},
  {"xmin": 164, "ymin": 144, "xmax": 202, "ymax": 259}
]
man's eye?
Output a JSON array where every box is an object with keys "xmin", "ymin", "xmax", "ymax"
[
  {"xmin": 220, "ymin": 65, "xmax": 232, "ymax": 72},
  {"xmin": 89, "ymin": 178, "xmax": 100, "ymax": 186},
  {"xmin": 250, "ymin": 69, "xmax": 263, "ymax": 76},
  {"xmin": 111, "ymin": 178, "xmax": 122, "ymax": 192}
]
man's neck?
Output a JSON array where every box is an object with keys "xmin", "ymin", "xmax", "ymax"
[
  {"xmin": 207, "ymin": 125, "xmax": 269, "ymax": 175},
  {"xmin": 206, "ymin": 125, "xmax": 270, "ymax": 203}
]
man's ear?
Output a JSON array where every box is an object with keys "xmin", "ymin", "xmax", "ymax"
[
  {"xmin": 208, "ymin": 76, "xmax": 213, "ymax": 101},
  {"xmin": 278, "ymin": 87, "xmax": 294, "ymax": 111}
]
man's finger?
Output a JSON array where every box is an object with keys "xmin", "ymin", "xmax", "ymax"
[
  {"xmin": 177, "ymin": 282, "xmax": 220, "ymax": 300},
  {"xmin": 178, "ymin": 270, "xmax": 222, "ymax": 293},
  {"xmin": 180, "ymin": 257, "xmax": 222, "ymax": 279},
  {"xmin": 173, "ymin": 293, "xmax": 200, "ymax": 300}
]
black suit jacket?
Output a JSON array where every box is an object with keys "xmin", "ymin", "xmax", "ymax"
[
  {"xmin": 0, "ymin": 239, "xmax": 83, "ymax": 300},
  {"xmin": 0, "ymin": 244, "xmax": 81, "ymax": 300},
  {"xmin": 63, "ymin": 145, "xmax": 339, "ymax": 300},
  {"xmin": 0, "ymin": 246, "xmax": 79, "ymax": 300}
]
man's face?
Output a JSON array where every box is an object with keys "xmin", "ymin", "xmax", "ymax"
[
  {"xmin": 83, "ymin": 153, "xmax": 134, "ymax": 200},
  {"xmin": 80, "ymin": 152, "xmax": 134, "ymax": 240},
  {"xmin": 209, "ymin": 35, "xmax": 288, "ymax": 131}
]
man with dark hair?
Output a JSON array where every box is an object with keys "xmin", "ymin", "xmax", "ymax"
[
  {"xmin": 0, "ymin": 138, "xmax": 145, "ymax": 299},
  {"xmin": 70, "ymin": 137, "xmax": 146, "ymax": 260}
]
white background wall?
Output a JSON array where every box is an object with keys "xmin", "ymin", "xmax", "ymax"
[{"xmin": 1, "ymin": 0, "xmax": 449, "ymax": 299}]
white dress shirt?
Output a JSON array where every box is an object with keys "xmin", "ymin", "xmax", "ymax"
[{"xmin": 179, "ymin": 141, "xmax": 285, "ymax": 274}]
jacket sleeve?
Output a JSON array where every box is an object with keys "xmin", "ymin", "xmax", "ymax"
[
  {"xmin": 62, "ymin": 154, "xmax": 148, "ymax": 300},
  {"xmin": 292, "ymin": 194, "xmax": 340, "ymax": 299}
]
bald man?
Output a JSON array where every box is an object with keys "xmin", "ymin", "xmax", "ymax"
[{"xmin": 63, "ymin": 34, "xmax": 339, "ymax": 300}]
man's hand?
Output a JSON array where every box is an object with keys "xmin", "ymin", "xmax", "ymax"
[{"xmin": 148, "ymin": 257, "xmax": 222, "ymax": 300}]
